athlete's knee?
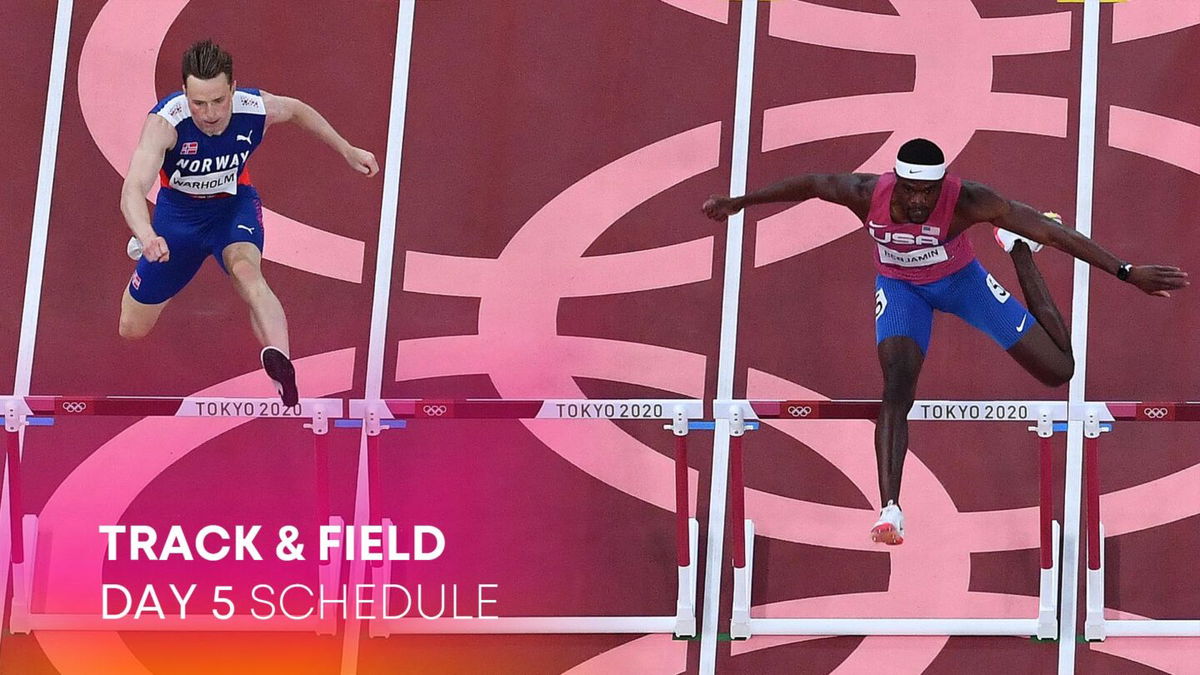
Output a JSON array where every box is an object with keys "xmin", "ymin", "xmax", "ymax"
[
  {"xmin": 880, "ymin": 370, "xmax": 918, "ymax": 409},
  {"xmin": 228, "ymin": 256, "xmax": 265, "ymax": 290},
  {"xmin": 1039, "ymin": 353, "xmax": 1075, "ymax": 387},
  {"xmin": 118, "ymin": 315, "xmax": 152, "ymax": 340}
]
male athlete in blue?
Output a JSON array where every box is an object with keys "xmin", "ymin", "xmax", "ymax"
[{"xmin": 119, "ymin": 40, "xmax": 378, "ymax": 405}]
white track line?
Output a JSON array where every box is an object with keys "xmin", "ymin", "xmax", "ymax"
[
  {"xmin": 1059, "ymin": 0, "xmax": 1101, "ymax": 672},
  {"xmin": 339, "ymin": 2, "xmax": 416, "ymax": 673},
  {"xmin": 1, "ymin": 0, "xmax": 74, "ymax": 646},
  {"xmin": 699, "ymin": 1, "xmax": 758, "ymax": 673}
]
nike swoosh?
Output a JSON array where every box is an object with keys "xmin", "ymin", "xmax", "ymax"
[{"xmin": 1016, "ymin": 315, "xmax": 1028, "ymax": 332}]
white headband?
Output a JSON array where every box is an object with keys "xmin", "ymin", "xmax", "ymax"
[{"xmin": 895, "ymin": 158, "xmax": 947, "ymax": 181}]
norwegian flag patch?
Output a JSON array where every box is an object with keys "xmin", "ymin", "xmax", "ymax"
[
  {"xmin": 130, "ymin": 271, "xmax": 141, "ymax": 290},
  {"xmin": 180, "ymin": 141, "xmax": 198, "ymax": 155}
]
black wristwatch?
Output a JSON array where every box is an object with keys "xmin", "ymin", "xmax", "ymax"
[{"xmin": 1116, "ymin": 262, "xmax": 1133, "ymax": 282}]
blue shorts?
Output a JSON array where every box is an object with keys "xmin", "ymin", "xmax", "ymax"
[
  {"xmin": 128, "ymin": 187, "xmax": 265, "ymax": 304},
  {"xmin": 874, "ymin": 260, "xmax": 1036, "ymax": 354}
]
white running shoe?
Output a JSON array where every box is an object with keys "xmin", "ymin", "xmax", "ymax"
[
  {"xmin": 994, "ymin": 227, "xmax": 1043, "ymax": 253},
  {"xmin": 994, "ymin": 211, "xmax": 1059, "ymax": 253},
  {"xmin": 870, "ymin": 501, "xmax": 905, "ymax": 545}
]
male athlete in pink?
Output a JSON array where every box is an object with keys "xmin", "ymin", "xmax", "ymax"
[
  {"xmin": 703, "ymin": 138, "xmax": 1188, "ymax": 544},
  {"xmin": 119, "ymin": 40, "xmax": 378, "ymax": 406}
]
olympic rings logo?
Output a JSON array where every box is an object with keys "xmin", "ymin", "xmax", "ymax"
[
  {"xmin": 423, "ymin": 405, "xmax": 448, "ymax": 417},
  {"xmin": 61, "ymin": 401, "xmax": 88, "ymax": 414},
  {"xmin": 787, "ymin": 405, "xmax": 813, "ymax": 418},
  {"xmin": 1143, "ymin": 407, "xmax": 1169, "ymax": 419}
]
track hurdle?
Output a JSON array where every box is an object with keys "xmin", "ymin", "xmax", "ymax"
[
  {"xmin": 0, "ymin": 395, "xmax": 344, "ymax": 635},
  {"xmin": 345, "ymin": 398, "xmax": 703, "ymax": 637},
  {"xmin": 714, "ymin": 399, "xmax": 1066, "ymax": 640},
  {"xmin": 1080, "ymin": 401, "xmax": 1200, "ymax": 640}
]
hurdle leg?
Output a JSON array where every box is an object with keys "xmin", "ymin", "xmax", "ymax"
[
  {"xmin": 5, "ymin": 406, "xmax": 33, "ymax": 634},
  {"xmin": 4, "ymin": 422, "xmax": 24, "ymax": 567},
  {"xmin": 728, "ymin": 408, "xmax": 753, "ymax": 639},
  {"xmin": 671, "ymin": 411, "xmax": 697, "ymax": 637},
  {"xmin": 307, "ymin": 408, "xmax": 332, "ymax": 533},
  {"xmin": 10, "ymin": 513, "xmax": 39, "ymax": 634},
  {"xmin": 1083, "ymin": 413, "xmax": 1106, "ymax": 641},
  {"xmin": 366, "ymin": 427, "xmax": 382, "ymax": 528},
  {"xmin": 368, "ymin": 516, "xmax": 396, "ymax": 638},
  {"xmin": 1034, "ymin": 410, "xmax": 1059, "ymax": 639}
]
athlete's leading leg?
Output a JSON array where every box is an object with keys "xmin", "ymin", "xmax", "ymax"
[
  {"xmin": 223, "ymin": 242, "xmax": 290, "ymax": 352},
  {"xmin": 223, "ymin": 242, "xmax": 297, "ymax": 405}
]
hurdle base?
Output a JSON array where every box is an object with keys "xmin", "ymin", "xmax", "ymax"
[
  {"xmin": 747, "ymin": 617, "xmax": 1043, "ymax": 636},
  {"xmin": 367, "ymin": 518, "xmax": 695, "ymax": 638},
  {"xmin": 10, "ymin": 513, "xmax": 343, "ymax": 636},
  {"xmin": 1103, "ymin": 620, "xmax": 1200, "ymax": 637},
  {"xmin": 730, "ymin": 519, "xmax": 755, "ymax": 639},
  {"xmin": 673, "ymin": 517, "xmax": 699, "ymax": 638},
  {"xmin": 1036, "ymin": 520, "xmax": 1061, "ymax": 640},
  {"xmin": 12, "ymin": 613, "xmax": 336, "ymax": 633},
  {"xmin": 373, "ymin": 615, "xmax": 682, "ymax": 634}
]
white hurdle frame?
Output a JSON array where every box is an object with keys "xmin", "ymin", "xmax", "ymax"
[
  {"xmin": 1081, "ymin": 401, "xmax": 1200, "ymax": 640},
  {"xmin": 1, "ymin": 395, "xmax": 345, "ymax": 635},
  {"xmin": 714, "ymin": 398, "xmax": 1076, "ymax": 640},
  {"xmin": 346, "ymin": 398, "xmax": 703, "ymax": 637}
]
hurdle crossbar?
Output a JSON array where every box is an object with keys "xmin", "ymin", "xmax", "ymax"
[
  {"xmin": 349, "ymin": 398, "xmax": 703, "ymax": 637},
  {"xmin": 715, "ymin": 399, "xmax": 1064, "ymax": 640},
  {"xmin": 717, "ymin": 399, "xmax": 1200, "ymax": 423},
  {"xmin": 0, "ymin": 395, "xmax": 344, "ymax": 635}
]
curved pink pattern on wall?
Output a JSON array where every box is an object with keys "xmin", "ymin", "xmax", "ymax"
[
  {"xmin": 1109, "ymin": 107, "xmax": 1200, "ymax": 175},
  {"xmin": 1112, "ymin": 0, "xmax": 1200, "ymax": 43},
  {"xmin": 78, "ymin": 0, "xmax": 365, "ymax": 283},
  {"xmin": 33, "ymin": 349, "xmax": 356, "ymax": 674},
  {"xmin": 398, "ymin": 123, "xmax": 720, "ymax": 512},
  {"xmin": 754, "ymin": 0, "xmax": 1070, "ymax": 267}
]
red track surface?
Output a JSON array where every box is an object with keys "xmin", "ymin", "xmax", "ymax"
[{"xmin": 4, "ymin": 1, "xmax": 1198, "ymax": 673}]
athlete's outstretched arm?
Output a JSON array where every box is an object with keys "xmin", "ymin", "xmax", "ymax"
[
  {"xmin": 959, "ymin": 181, "xmax": 1189, "ymax": 297},
  {"xmin": 120, "ymin": 115, "xmax": 176, "ymax": 262},
  {"xmin": 702, "ymin": 173, "xmax": 875, "ymax": 222},
  {"xmin": 261, "ymin": 91, "xmax": 379, "ymax": 177}
]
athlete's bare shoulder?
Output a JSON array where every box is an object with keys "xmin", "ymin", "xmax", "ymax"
[
  {"xmin": 955, "ymin": 179, "xmax": 1009, "ymax": 223},
  {"xmin": 833, "ymin": 172, "xmax": 878, "ymax": 208},
  {"xmin": 137, "ymin": 113, "xmax": 177, "ymax": 152}
]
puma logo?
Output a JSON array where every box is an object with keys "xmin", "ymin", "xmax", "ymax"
[
  {"xmin": 237, "ymin": 129, "xmax": 254, "ymax": 144},
  {"xmin": 237, "ymin": 224, "xmax": 255, "ymax": 234}
]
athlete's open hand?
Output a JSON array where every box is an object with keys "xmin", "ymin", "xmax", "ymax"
[
  {"xmin": 142, "ymin": 235, "xmax": 170, "ymax": 263},
  {"xmin": 702, "ymin": 195, "xmax": 740, "ymax": 222},
  {"xmin": 1129, "ymin": 264, "xmax": 1189, "ymax": 298},
  {"xmin": 345, "ymin": 146, "xmax": 379, "ymax": 177}
]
